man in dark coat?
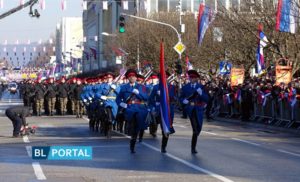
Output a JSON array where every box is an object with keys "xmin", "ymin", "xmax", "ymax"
[{"xmin": 5, "ymin": 106, "xmax": 31, "ymax": 137}]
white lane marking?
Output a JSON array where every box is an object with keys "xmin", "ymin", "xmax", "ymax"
[
  {"xmin": 23, "ymin": 135, "xmax": 30, "ymax": 143},
  {"xmin": 231, "ymin": 138, "xmax": 261, "ymax": 146},
  {"xmin": 26, "ymin": 146, "xmax": 32, "ymax": 157},
  {"xmin": 113, "ymin": 130, "xmax": 234, "ymax": 182},
  {"xmin": 173, "ymin": 124, "xmax": 187, "ymax": 128},
  {"xmin": 142, "ymin": 142, "xmax": 234, "ymax": 182},
  {"xmin": 277, "ymin": 149, "xmax": 300, "ymax": 157},
  {"xmin": 202, "ymin": 131, "xmax": 220, "ymax": 136},
  {"xmin": 32, "ymin": 162, "xmax": 47, "ymax": 180}
]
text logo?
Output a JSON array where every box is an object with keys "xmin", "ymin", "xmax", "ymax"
[{"xmin": 32, "ymin": 146, "xmax": 92, "ymax": 160}]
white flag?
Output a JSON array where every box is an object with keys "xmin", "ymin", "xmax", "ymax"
[
  {"xmin": 53, "ymin": 47, "xmax": 56, "ymax": 52},
  {"xmin": 4, "ymin": 40, "xmax": 7, "ymax": 45},
  {"xmin": 24, "ymin": 47, "xmax": 27, "ymax": 52},
  {"xmin": 3, "ymin": 47, "xmax": 6, "ymax": 52},
  {"xmin": 27, "ymin": 39, "xmax": 31, "ymax": 45},
  {"xmin": 103, "ymin": 1, "xmax": 108, "ymax": 10},
  {"xmin": 0, "ymin": 0, "xmax": 4, "ymax": 9},
  {"xmin": 39, "ymin": 39, "xmax": 42, "ymax": 44},
  {"xmin": 43, "ymin": 47, "xmax": 46, "ymax": 52},
  {"xmin": 16, "ymin": 40, "xmax": 19, "ymax": 45},
  {"xmin": 33, "ymin": 47, "xmax": 36, "ymax": 52},
  {"xmin": 82, "ymin": 0, "xmax": 87, "ymax": 10},
  {"xmin": 13, "ymin": 47, "xmax": 16, "ymax": 52},
  {"xmin": 123, "ymin": 1, "xmax": 128, "ymax": 10},
  {"xmin": 83, "ymin": 36, "xmax": 87, "ymax": 42},
  {"xmin": 40, "ymin": 0, "xmax": 46, "ymax": 10},
  {"xmin": 49, "ymin": 38, "xmax": 53, "ymax": 44},
  {"xmin": 94, "ymin": 36, "xmax": 98, "ymax": 41},
  {"xmin": 61, "ymin": 0, "xmax": 67, "ymax": 10}
]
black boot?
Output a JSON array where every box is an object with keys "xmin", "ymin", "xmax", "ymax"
[
  {"xmin": 191, "ymin": 134, "xmax": 198, "ymax": 154},
  {"xmin": 161, "ymin": 135, "xmax": 168, "ymax": 153},
  {"xmin": 130, "ymin": 139, "xmax": 136, "ymax": 153}
]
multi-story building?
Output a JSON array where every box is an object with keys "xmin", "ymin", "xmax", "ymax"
[{"xmin": 56, "ymin": 17, "xmax": 83, "ymax": 65}]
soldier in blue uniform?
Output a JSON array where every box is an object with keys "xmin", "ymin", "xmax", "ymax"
[
  {"xmin": 180, "ymin": 70, "xmax": 208, "ymax": 154},
  {"xmin": 96, "ymin": 73, "xmax": 120, "ymax": 138},
  {"xmin": 148, "ymin": 72, "xmax": 177, "ymax": 153},
  {"xmin": 116, "ymin": 69, "xmax": 149, "ymax": 153}
]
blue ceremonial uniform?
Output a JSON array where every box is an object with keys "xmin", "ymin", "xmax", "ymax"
[
  {"xmin": 116, "ymin": 82, "xmax": 149, "ymax": 131},
  {"xmin": 98, "ymin": 83, "xmax": 120, "ymax": 121},
  {"xmin": 180, "ymin": 82, "xmax": 208, "ymax": 135}
]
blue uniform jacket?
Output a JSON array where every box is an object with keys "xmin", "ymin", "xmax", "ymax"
[
  {"xmin": 116, "ymin": 82, "xmax": 149, "ymax": 131},
  {"xmin": 180, "ymin": 82, "xmax": 208, "ymax": 134}
]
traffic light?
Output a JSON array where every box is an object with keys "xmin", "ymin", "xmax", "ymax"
[{"xmin": 119, "ymin": 15, "xmax": 125, "ymax": 33}]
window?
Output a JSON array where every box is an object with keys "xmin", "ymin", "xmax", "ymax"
[{"xmin": 169, "ymin": 0, "xmax": 179, "ymax": 12}]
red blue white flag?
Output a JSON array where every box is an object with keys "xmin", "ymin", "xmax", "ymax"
[
  {"xmin": 159, "ymin": 40, "xmax": 175, "ymax": 135},
  {"xmin": 256, "ymin": 24, "xmax": 268, "ymax": 74},
  {"xmin": 198, "ymin": 3, "xmax": 215, "ymax": 45},
  {"xmin": 276, "ymin": 0, "xmax": 298, "ymax": 33}
]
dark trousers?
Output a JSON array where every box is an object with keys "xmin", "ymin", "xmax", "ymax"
[{"xmin": 5, "ymin": 110, "xmax": 24, "ymax": 136}]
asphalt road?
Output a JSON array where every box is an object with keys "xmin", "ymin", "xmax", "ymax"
[{"xmin": 0, "ymin": 91, "xmax": 300, "ymax": 182}]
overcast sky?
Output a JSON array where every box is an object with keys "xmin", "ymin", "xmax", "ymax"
[{"xmin": 0, "ymin": 0, "xmax": 82, "ymax": 45}]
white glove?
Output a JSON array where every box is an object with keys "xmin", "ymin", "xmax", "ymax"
[
  {"xmin": 132, "ymin": 89, "xmax": 139, "ymax": 95},
  {"xmin": 88, "ymin": 97, "xmax": 92, "ymax": 101},
  {"xmin": 110, "ymin": 84, "xmax": 117, "ymax": 90},
  {"xmin": 100, "ymin": 96, "xmax": 107, "ymax": 100},
  {"xmin": 197, "ymin": 88, "xmax": 203, "ymax": 95},
  {"xmin": 120, "ymin": 102, "xmax": 127, "ymax": 108},
  {"xmin": 157, "ymin": 90, "xmax": 160, "ymax": 96},
  {"xmin": 183, "ymin": 99, "xmax": 189, "ymax": 104},
  {"xmin": 83, "ymin": 99, "xmax": 87, "ymax": 103}
]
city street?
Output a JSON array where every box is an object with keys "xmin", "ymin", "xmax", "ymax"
[{"xmin": 0, "ymin": 92, "xmax": 300, "ymax": 182}]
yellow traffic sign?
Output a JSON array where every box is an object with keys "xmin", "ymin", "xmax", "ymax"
[{"xmin": 174, "ymin": 41, "xmax": 186, "ymax": 55}]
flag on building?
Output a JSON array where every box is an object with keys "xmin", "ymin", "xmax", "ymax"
[
  {"xmin": 123, "ymin": 1, "xmax": 128, "ymax": 10},
  {"xmin": 159, "ymin": 40, "xmax": 175, "ymax": 135},
  {"xmin": 82, "ymin": 0, "xmax": 87, "ymax": 10},
  {"xmin": 20, "ymin": 0, "xmax": 24, "ymax": 6},
  {"xmin": 103, "ymin": 1, "xmax": 108, "ymax": 10},
  {"xmin": 90, "ymin": 47, "xmax": 97, "ymax": 59},
  {"xmin": 40, "ymin": 0, "xmax": 45, "ymax": 10},
  {"xmin": 0, "ymin": 0, "xmax": 4, "ymax": 9},
  {"xmin": 61, "ymin": 0, "xmax": 67, "ymax": 10},
  {"xmin": 256, "ymin": 24, "xmax": 268, "ymax": 74},
  {"xmin": 197, "ymin": 3, "xmax": 215, "ymax": 45},
  {"xmin": 276, "ymin": 0, "xmax": 299, "ymax": 33}
]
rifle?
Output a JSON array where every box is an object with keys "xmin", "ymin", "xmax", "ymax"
[{"xmin": 117, "ymin": 69, "xmax": 153, "ymax": 114}]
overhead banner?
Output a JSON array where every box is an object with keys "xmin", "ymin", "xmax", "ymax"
[
  {"xmin": 276, "ymin": 59, "xmax": 292, "ymax": 85},
  {"xmin": 230, "ymin": 67, "xmax": 245, "ymax": 86}
]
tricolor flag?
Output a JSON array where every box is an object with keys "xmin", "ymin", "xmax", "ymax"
[
  {"xmin": 276, "ymin": 0, "xmax": 299, "ymax": 33},
  {"xmin": 40, "ymin": 0, "xmax": 46, "ymax": 10},
  {"xmin": 185, "ymin": 56, "xmax": 193, "ymax": 71},
  {"xmin": 197, "ymin": 3, "xmax": 215, "ymax": 45},
  {"xmin": 61, "ymin": 0, "xmax": 67, "ymax": 11},
  {"xmin": 159, "ymin": 40, "xmax": 175, "ymax": 135},
  {"xmin": 256, "ymin": 24, "xmax": 268, "ymax": 74}
]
